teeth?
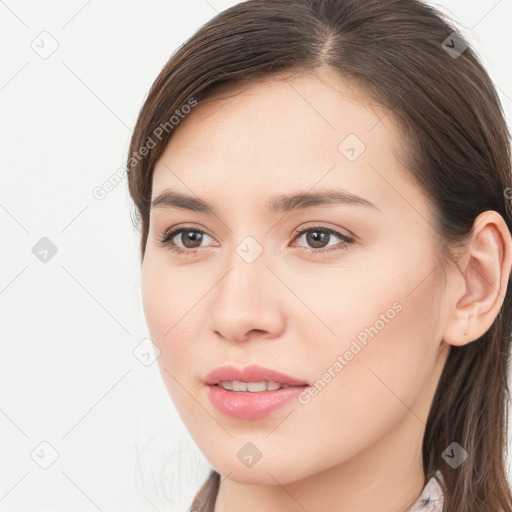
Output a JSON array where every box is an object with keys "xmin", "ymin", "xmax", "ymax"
[{"xmin": 217, "ymin": 381, "xmax": 292, "ymax": 392}]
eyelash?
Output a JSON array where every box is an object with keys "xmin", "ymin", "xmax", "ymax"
[{"xmin": 157, "ymin": 224, "xmax": 355, "ymax": 257}]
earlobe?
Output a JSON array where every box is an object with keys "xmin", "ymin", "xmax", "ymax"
[{"xmin": 442, "ymin": 210, "xmax": 512, "ymax": 347}]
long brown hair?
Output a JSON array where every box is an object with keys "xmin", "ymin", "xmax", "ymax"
[{"xmin": 126, "ymin": 1, "xmax": 512, "ymax": 510}]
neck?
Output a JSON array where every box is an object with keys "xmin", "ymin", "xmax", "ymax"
[{"xmin": 214, "ymin": 410, "xmax": 427, "ymax": 512}]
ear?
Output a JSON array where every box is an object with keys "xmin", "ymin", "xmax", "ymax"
[{"xmin": 442, "ymin": 210, "xmax": 512, "ymax": 347}]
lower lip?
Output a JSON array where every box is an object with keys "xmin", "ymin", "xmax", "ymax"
[{"xmin": 206, "ymin": 384, "xmax": 308, "ymax": 420}]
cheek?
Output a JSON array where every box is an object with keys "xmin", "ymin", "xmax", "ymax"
[
  {"xmin": 306, "ymin": 234, "xmax": 440, "ymax": 354},
  {"xmin": 141, "ymin": 254, "xmax": 196, "ymax": 340},
  {"xmin": 295, "ymin": 250, "xmax": 441, "ymax": 453},
  {"xmin": 141, "ymin": 256, "xmax": 206, "ymax": 393}
]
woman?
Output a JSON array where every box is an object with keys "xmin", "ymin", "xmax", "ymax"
[{"xmin": 126, "ymin": 0, "xmax": 512, "ymax": 510}]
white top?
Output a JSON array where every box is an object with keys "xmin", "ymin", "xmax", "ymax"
[
  {"xmin": 190, "ymin": 469, "xmax": 446, "ymax": 511},
  {"xmin": 408, "ymin": 470, "xmax": 445, "ymax": 511}
]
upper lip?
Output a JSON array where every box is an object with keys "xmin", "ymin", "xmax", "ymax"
[{"xmin": 204, "ymin": 364, "xmax": 308, "ymax": 386}]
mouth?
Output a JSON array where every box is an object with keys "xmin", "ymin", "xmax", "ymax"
[
  {"xmin": 203, "ymin": 364, "xmax": 309, "ymax": 389},
  {"xmin": 212, "ymin": 381, "xmax": 308, "ymax": 393},
  {"xmin": 206, "ymin": 381, "xmax": 309, "ymax": 420},
  {"xmin": 203, "ymin": 365, "xmax": 309, "ymax": 419}
]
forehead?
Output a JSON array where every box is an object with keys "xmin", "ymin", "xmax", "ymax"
[
  {"xmin": 151, "ymin": 66, "xmax": 427, "ymax": 221},
  {"xmin": 158, "ymin": 67, "xmax": 396, "ymax": 161}
]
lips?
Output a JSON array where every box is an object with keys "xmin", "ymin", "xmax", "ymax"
[
  {"xmin": 204, "ymin": 364, "xmax": 310, "ymax": 420},
  {"xmin": 203, "ymin": 364, "xmax": 308, "ymax": 387}
]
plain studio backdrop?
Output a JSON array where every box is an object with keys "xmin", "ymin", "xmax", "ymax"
[{"xmin": 0, "ymin": 1, "xmax": 511, "ymax": 510}]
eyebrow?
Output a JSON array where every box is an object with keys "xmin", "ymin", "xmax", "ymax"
[{"xmin": 150, "ymin": 187, "xmax": 380, "ymax": 215}]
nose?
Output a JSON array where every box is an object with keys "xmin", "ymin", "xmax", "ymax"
[{"xmin": 208, "ymin": 243, "xmax": 286, "ymax": 343}]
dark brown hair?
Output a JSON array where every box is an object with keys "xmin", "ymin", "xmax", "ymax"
[{"xmin": 126, "ymin": 1, "xmax": 512, "ymax": 510}]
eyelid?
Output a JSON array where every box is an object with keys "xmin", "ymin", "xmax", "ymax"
[{"xmin": 292, "ymin": 221, "xmax": 355, "ymax": 240}]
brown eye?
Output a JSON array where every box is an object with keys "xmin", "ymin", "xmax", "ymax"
[
  {"xmin": 292, "ymin": 226, "xmax": 355, "ymax": 254},
  {"xmin": 304, "ymin": 229, "xmax": 330, "ymax": 249},
  {"xmin": 177, "ymin": 230, "xmax": 204, "ymax": 249},
  {"xmin": 158, "ymin": 227, "xmax": 214, "ymax": 254}
]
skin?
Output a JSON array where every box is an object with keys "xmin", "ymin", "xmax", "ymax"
[{"xmin": 140, "ymin": 65, "xmax": 512, "ymax": 512}]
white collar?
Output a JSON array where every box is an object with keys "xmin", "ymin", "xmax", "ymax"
[{"xmin": 408, "ymin": 470, "xmax": 445, "ymax": 511}]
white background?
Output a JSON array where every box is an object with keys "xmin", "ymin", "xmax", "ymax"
[{"xmin": 1, "ymin": 1, "xmax": 511, "ymax": 510}]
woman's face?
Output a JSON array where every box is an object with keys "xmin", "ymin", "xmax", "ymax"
[{"xmin": 141, "ymin": 66, "xmax": 451, "ymax": 486}]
